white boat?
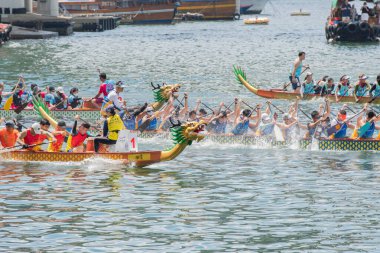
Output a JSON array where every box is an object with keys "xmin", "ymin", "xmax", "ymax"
[{"xmin": 240, "ymin": 0, "xmax": 268, "ymax": 15}]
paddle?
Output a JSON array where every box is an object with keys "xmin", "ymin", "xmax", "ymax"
[
  {"xmin": 283, "ymin": 67, "xmax": 309, "ymax": 90},
  {"xmin": 268, "ymin": 102, "xmax": 285, "ymax": 114},
  {"xmin": 336, "ymin": 85, "xmax": 350, "ymax": 103},
  {"xmin": 242, "ymin": 100, "xmax": 258, "ymax": 112},
  {"xmin": 326, "ymin": 109, "xmax": 364, "ymax": 136},
  {"xmin": 14, "ymin": 102, "xmax": 30, "ymax": 114},
  {"xmin": 4, "ymin": 76, "xmax": 23, "ymax": 111},
  {"xmin": 0, "ymin": 140, "xmax": 55, "ymax": 154},
  {"xmin": 298, "ymin": 107, "xmax": 312, "ymax": 120},
  {"xmin": 201, "ymin": 102, "xmax": 215, "ymax": 114}
]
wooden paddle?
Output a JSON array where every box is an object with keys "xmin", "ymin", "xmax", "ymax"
[{"xmin": 0, "ymin": 140, "xmax": 55, "ymax": 154}]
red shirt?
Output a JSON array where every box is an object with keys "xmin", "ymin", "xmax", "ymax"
[
  {"xmin": 98, "ymin": 83, "xmax": 108, "ymax": 97},
  {"xmin": 40, "ymin": 92, "xmax": 46, "ymax": 99},
  {"xmin": 0, "ymin": 128, "xmax": 19, "ymax": 148}
]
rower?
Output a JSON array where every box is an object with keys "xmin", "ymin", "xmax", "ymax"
[
  {"xmin": 275, "ymin": 113, "xmax": 299, "ymax": 141},
  {"xmin": 369, "ymin": 74, "xmax": 380, "ymax": 99},
  {"xmin": 47, "ymin": 121, "xmax": 68, "ymax": 152},
  {"xmin": 208, "ymin": 111, "xmax": 231, "ymax": 134},
  {"xmin": 329, "ymin": 109, "xmax": 355, "ymax": 138},
  {"xmin": 68, "ymin": 87, "xmax": 82, "ymax": 109},
  {"xmin": 66, "ymin": 117, "xmax": 91, "ymax": 153},
  {"xmin": 256, "ymin": 113, "xmax": 275, "ymax": 137},
  {"xmin": 94, "ymin": 106, "xmax": 125, "ymax": 153},
  {"xmin": 301, "ymin": 72, "xmax": 315, "ymax": 95},
  {"xmin": 44, "ymin": 86, "xmax": 56, "ymax": 107},
  {"xmin": 50, "ymin": 87, "xmax": 68, "ymax": 110},
  {"xmin": 321, "ymin": 77, "xmax": 335, "ymax": 95},
  {"xmin": 231, "ymin": 100, "xmax": 261, "ymax": 135},
  {"xmin": 120, "ymin": 103, "xmax": 148, "ymax": 130},
  {"xmin": 0, "ymin": 121, "xmax": 19, "ymax": 148},
  {"xmin": 299, "ymin": 99, "xmax": 331, "ymax": 138},
  {"xmin": 353, "ymin": 74, "xmax": 371, "ymax": 102},
  {"xmin": 18, "ymin": 120, "xmax": 56, "ymax": 151},
  {"xmin": 353, "ymin": 109, "xmax": 380, "ymax": 139},
  {"xmin": 91, "ymin": 73, "xmax": 114, "ymax": 109},
  {"xmin": 334, "ymin": 75, "xmax": 351, "ymax": 101},
  {"xmin": 289, "ymin": 51, "xmax": 307, "ymax": 92},
  {"xmin": 107, "ymin": 81, "xmax": 127, "ymax": 111}
]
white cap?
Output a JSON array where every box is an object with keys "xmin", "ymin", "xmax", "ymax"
[
  {"xmin": 262, "ymin": 113, "xmax": 270, "ymax": 122},
  {"xmin": 359, "ymin": 74, "xmax": 368, "ymax": 80},
  {"xmin": 56, "ymin": 87, "xmax": 64, "ymax": 93},
  {"xmin": 31, "ymin": 123, "xmax": 41, "ymax": 134},
  {"xmin": 306, "ymin": 72, "xmax": 313, "ymax": 76},
  {"xmin": 146, "ymin": 106, "xmax": 154, "ymax": 112}
]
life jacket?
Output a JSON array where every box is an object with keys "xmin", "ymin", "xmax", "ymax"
[
  {"xmin": 68, "ymin": 94, "xmax": 81, "ymax": 108},
  {"xmin": 12, "ymin": 92, "xmax": 23, "ymax": 107},
  {"xmin": 24, "ymin": 129, "xmax": 46, "ymax": 151},
  {"xmin": 105, "ymin": 80, "xmax": 115, "ymax": 95},
  {"xmin": 333, "ymin": 123, "xmax": 347, "ymax": 138},
  {"xmin": 303, "ymin": 81, "xmax": 315, "ymax": 94},
  {"xmin": 66, "ymin": 132, "xmax": 88, "ymax": 151},
  {"xmin": 212, "ymin": 120, "xmax": 227, "ymax": 134},
  {"xmin": 107, "ymin": 114, "xmax": 125, "ymax": 141},
  {"xmin": 258, "ymin": 123, "xmax": 274, "ymax": 136},
  {"xmin": 145, "ymin": 118, "xmax": 158, "ymax": 131},
  {"xmin": 54, "ymin": 94, "xmax": 65, "ymax": 109},
  {"xmin": 337, "ymin": 84, "xmax": 349, "ymax": 96},
  {"xmin": 121, "ymin": 113, "xmax": 136, "ymax": 130},
  {"xmin": 372, "ymin": 84, "xmax": 380, "ymax": 97},
  {"xmin": 47, "ymin": 129, "xmax": 65, "ymax": 152},
  {"xmin": 0, "ymin": 128, "xmax": 18, "ymax": 148},
  {"xmin": 361, "ymin": 122, "xmax": 375, "ymax": 138},
  {"xmin": 356, "ymin": 83, "xmax": 367, "ymax": 96},
  {"xmin": 231, "ymin": 119, "xmax": 249, "ymax": 135}
]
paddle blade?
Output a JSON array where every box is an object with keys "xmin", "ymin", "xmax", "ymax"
[
  {"xmin": 14, "ymin": 102, "xmax": 29, "ymax": 114},
  {"xmin": 138, "ymin": 119, "xmax": 152, "ymax": 133},
  {"xmin": 327, "ymin": 123, "xmax": 342, "ymax": 136},
  {"xmin": 3, "ymin": 96, "xmax": 13, "ymax": 111},
  {"xmin": 358, "ymin": 122, "xmax": 371, "ymax": 137}
]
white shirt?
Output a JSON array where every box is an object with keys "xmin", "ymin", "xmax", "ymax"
[{"xmin": 107, "ymin": 89, "xmax": 124, "ymax": 109}]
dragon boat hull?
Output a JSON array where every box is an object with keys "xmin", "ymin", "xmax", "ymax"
[
  {"xmin": 1, "ymin": 150, "xmax": 163, "ymax": 168},
  {"xmin": 233, "ymin": 66, "xmax": 380, "ymax": 104},
  {"xmin": 136, "ymin": 131, "xmax": 380, "ymax": 151},
  {"xmin": 0, "ymin": 108, "xmax": 100, "ymax": 120}
]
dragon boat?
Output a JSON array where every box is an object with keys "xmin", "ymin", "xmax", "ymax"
[
  {"xmin": 233, "ymin": 66, "xmax": 380, "ymax": 105},
  {"xmin": 0, "ymin": 83, "xmax": 181, "ymax": 119},
  {"xmin": 136, "ymin": 131, "xmax": 380, "ymax": 151},
  {"xmin": 0, "ymin": 99, "xmax": 206, "ymax": 167}
]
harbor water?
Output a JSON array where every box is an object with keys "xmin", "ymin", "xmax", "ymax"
[{"xmin": 1, "ymin": 0, "xmax": 380, "ymax": 251}]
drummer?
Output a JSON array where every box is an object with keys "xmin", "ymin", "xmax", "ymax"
[{"xmin": 93, "ymin": 106, "xmax": 125, "ymax": 153}]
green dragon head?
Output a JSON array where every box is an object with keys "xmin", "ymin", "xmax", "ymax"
[
  {"xmin": 152, "ymin": 83, "xmax": 181, "ymax": 103},
  {"xmin": 170, "ymin": 120, "xmax": 207, "ymax": 146},
  {"xmin": 233, "ymin": 65, "xmax": 258, "ymax": 89}
]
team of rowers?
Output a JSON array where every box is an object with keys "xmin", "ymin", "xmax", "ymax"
[
  {"xmin": 289, "ymin": 52, "xmax": 380, "ymax": 102},
  {"xmin": 1, "ymin": 70, "xmax": 380, "ymax": 153}
]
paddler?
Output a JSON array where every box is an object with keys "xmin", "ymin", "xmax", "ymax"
[
  {"xmin": 91, "ymin": 73, "xmax": 114, "ymax": 109},
  {"xmin": 301, "ymin": 72, "xmax": 316, "ymax": 95},
  {"xmin": 352, "ymin": 106, "xmax": 380, "ymax": 139},
  {"xmin": 334, "ymin": 75, "xmax": 351, "ymax": 101},
  {"xmin": 256, "ymin": 112, "xmax": 275, "ymax": 137},
  {"xmin": 231, "ymin": 99, "xmax": 261, "ymax": 135},
  {"xmin": 66, "ymin": 116, "xmax": 91, "ymax": 152},
  {"xmin": 18, "ymin": 120, "xmax": 56, "ymax": 151},
  {"xmin": 0, "ymin": 121, "xmax": 20, "ymax": 148},
  {"xmin": 275, "ymin": 113, "xmax": 299, "ymax": 141},
  {"xmin": 298, "ymin": 99, "xmax": 331, "ymax": 139},
  {"xmin": 47, "ymin": 121, "xmax": 68, "ymax": 152},
  {"xmin": 68, "ymin": 87, "xmax": 82, "ymax": 109},
  {"xmin": 107, "ymin": 81, "xmax": 127, "ymax": 111},
  {"xmin": 353, "ymin": 74, "xmax": 371, "ymax": 102},
  {"xmin": 93, "ymin": 106, "xmax": 125, "ymax": 153},
  {"xmin": 369, "ymin": 74, "xmax": 380, "ymax": 99},
  {"xmin": 329, "ymin": 109, "xmax": 355, "ymax": 139},
  {"xmin": 289, "ymin": 51, "xmax": 308, "ymax": 93}
]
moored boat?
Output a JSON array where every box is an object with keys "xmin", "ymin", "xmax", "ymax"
[
  {"xmin": 244, "ymin": 17, "xmax": 269, "ymax": 24},
  {"xmin": 325, "ymin": 0, "xmax": 380, "ymax": 42},
  {"xmin": 240, "ymin": 0, "xmax": 268, "ymax": 15},
  {"xmin": 59, "ymin": 0, "xmax": 177, "ymax": 25},
  {"xmin": 233, "ymin": 66, "xmax": 380, "ymax": 105},
  {"xmin": 136, "ymin": 131, "xmax": 380, "ymax": 151},
  {"xmin": 177, "ymin": 0, "xmax": 238, "ymax": 20}
]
